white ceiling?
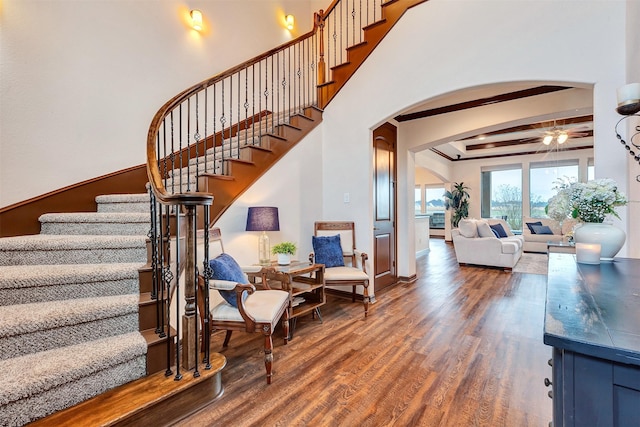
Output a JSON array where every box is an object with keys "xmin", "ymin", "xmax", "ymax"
[{"xmin": 400, "ymin": 83, "xmax": 594, "ymax": 163}]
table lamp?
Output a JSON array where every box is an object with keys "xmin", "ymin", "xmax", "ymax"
[{"xmin": 246, "ymin": 207, "xmax": 280, "ymax": 265}]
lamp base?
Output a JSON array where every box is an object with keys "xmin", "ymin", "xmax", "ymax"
[{"xmin": 258, "ymin": 232, "xmax": 271, "ymax": 265}]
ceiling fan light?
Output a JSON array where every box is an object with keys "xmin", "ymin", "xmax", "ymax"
[
  {"xmin": 557, "ymin": 133, "xmax": 569, "ymax": 144},
  {"xmin": 543, "ymin": 135, "xmax": 553, "ymax": 145}
]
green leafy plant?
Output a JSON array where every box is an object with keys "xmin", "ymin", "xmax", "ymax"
[
  {"xmin": 443, "ymin": 182, "xmax": 470, "ymax": 228},
  {"xmin": 271, "ymin": 241, "xmax": 297, "ymax": 255}
]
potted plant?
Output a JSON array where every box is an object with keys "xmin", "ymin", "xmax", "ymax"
[
  {"xmin": 443, "ymin": 182, "xmax": 470, "ymax": 228},
  {"xmin": 272, "ymin": 241, "xmax": 297, "ymax": 265},
  {"xmin": 546, "ymin": 178, "xmax": 627, "ymax": 260}
]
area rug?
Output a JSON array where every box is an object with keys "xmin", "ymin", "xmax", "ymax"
[{"xmin": 513, "ymin": 253, "xmax": 548, "ymax": 275}]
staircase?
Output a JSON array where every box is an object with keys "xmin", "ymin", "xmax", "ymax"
[
  {"xmin": 0, "ymin": 0, "xmax": 431, "ymax": 424},
  {"xmin": 0, "ymin": 194, "xmax": 151, "ymax": 426}
]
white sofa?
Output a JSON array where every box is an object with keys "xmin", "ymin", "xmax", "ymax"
[
  {"xmin": 522, "ymin": 216, "xmax": 576, "ymax": 253},
  {"xmin": 451, "ymin": 218, "xmax": 524, "ymax": 270}
]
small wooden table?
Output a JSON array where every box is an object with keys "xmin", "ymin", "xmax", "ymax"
[{"xmin": 259, "ymin": 261, "xmax": 325, "ymax": 339}]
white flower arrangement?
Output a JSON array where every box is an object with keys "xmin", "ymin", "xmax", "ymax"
[{"xmin": 546, "ymin": 177, "xmax": 627, "ymax": 224}]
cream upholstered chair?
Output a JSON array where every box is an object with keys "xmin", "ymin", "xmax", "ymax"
[
  {"xmin": 196, "ymin": 227, "xmax": 289, "ymax": 384},
  {"xmin": 309, "ymin": 221, "xmax": 370, "ymax": 317}
]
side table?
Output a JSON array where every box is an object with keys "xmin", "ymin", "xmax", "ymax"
[{"xmin": 260, "ymin": 261, "xmax": 326, "ymax": 339}]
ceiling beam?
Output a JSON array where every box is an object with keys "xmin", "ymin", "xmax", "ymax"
[
  {"xmin": 466, "ymin": 130, "xmax": 593, "ymax": 151},
  {"xmin": 394, "ymin": 85, "xmax": 572, "ymax": 122}
]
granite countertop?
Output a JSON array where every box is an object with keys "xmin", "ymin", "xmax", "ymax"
[{"xmin": 544, "ymin": 253, "xmax": 640, "ymax": 366}]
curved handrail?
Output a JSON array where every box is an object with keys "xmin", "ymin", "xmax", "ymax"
[
  {"xmin": 144, "ymin": 0, "xmax": 393, "ymax": 378},
  {"xmin": 146, "ymin": 13, "xmax": 322, "ymax": 207}
]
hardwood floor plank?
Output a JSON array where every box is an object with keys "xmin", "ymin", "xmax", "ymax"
[{"xmin": 177, "ymin": 239, "xmax": 552, "ymax": 426}]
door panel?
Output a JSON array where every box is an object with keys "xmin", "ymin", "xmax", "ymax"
[{"xmin": 373, "ymin": 122, "xmax": 397, "ymax": 292}]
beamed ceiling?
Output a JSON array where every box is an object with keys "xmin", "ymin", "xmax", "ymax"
[{"xmin": 399, "ymin": 84, "xmax": 594, "ymax": 163}]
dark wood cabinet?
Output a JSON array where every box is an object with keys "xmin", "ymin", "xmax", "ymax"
[{"xmin": 544, "ymin": 254, "xmax": 640, "ymax": 427}]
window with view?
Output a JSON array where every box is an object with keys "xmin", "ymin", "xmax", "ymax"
[
  {"xmin": 415, "ymin": 186, "xmax": 422, "ymax": 215},
  {"xmin": 529, "ymin": 161, "xmax": 579, "ymax": 218},
  {"xmin": 481, "ymin": 166, "xmax": 523, "ymax": 231},
  {"xmin": 425, "ymin": 186, "xmax": 445, "ymax": 229}
]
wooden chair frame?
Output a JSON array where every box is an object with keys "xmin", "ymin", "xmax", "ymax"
[
  {"xmin": 196, "ymin": 228, "xmax": 289, "ymax": 384},
  {"xmin": 310, "ymin": 221, "xmax": 370, "ymax": 317}
]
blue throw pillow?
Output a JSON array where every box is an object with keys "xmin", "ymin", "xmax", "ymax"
[
  {"xmin": 489, "ymin": 223, "xmax": 508, "ymax": 238},
  {"xmin": 490, "ymin": 228, "xmax": 500, "ymax": 238},
  {"xmin": 209, "ymin": 253, "xmax": 248, "ymax": 308},
  {"xmin": 531, "ymin": 225, "xmax": 554, "ymax": 235},
  {"xmin": 312, "ymin": 234, "xmax": 345, "ymax": 268},
  {"xmin": 526, "ymin": 221, "xmax": 543, "ymax": 234}
]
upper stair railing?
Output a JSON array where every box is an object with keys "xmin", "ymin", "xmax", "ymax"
[{"xmin": 145, "ymin": 0, "xmax": 390, "ymax": 379}]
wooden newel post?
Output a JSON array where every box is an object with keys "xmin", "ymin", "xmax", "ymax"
[
  {"xmin": 317, "ymin": 10, "xmax": 326, "ymax": 86},
  {"xmin": 182, "ymin": 205, "xmax": 197, "ymax": 370}
]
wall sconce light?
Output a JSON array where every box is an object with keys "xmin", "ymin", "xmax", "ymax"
[
  {"xmin": 285, "ymin": 14, "xmax": 295, "ymax": 30},
  {"xmin": 190, "ymin": 9, "xmax": 203, "ymax": 31},
  {"xmin": 616, "ymin": 83, "xmax": 640, "ymax": 116}
]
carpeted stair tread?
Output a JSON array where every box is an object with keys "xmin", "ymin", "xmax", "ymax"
[
  {"xmin": 0, "ymin": 234, "xmax": 148, "ymax": 265},
  {"xmin": 95, "ymin": 194, "xmax": 149, "ymax": 204},
  {"xmin": 96, "ymin": 193, "xmax": 150, "ymax": 213},
  {"xmin": 0, "ymin": 294, "xmax": 139, "ymax": 359},
  {"xmin": 0, "ymin": 263, "xmax": 141, "ymax": 305},
  {"xmin": 0, "ymin": 332, "xmax": 147, "ymax": 426},
  {"xmin": 39, "ymin": 212, "xmax": 150, "ymax": 235},
  {"xmin": 39, "ymin": 212, "xmax": 149, "ymax": 223}
]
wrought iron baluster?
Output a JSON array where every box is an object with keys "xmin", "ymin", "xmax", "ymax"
[
  {"xmin": 204, "ymin": 86, "xmax": 208, "ymax": 174},
  {"xmin": 194, "ymin": 92, "xmax": 200, "ymax": 191},
  {"xmin": 244, "ymin": 68, "xmax": 249, "ymax": 148},
  {"xmin": 162, "ymin": 205, "xmax": 172, "ymax": 375},
  {"xmin": 220, "ymin": 81, "xmax": 226, "ymax": 174},
  {"xmin": 179, "ymin": 104, "xmax": 185, "ymax": 193},
  {"xmin": 229, "ymin": 75, "xmax": 233, "ymax": 168},
  {"xmin": 271, "ymin": 55, "xmax": 275, "ymax": 134},
  {"xmin": 173, "ymin": 206, "xmax": 182, "ymax": 381}
]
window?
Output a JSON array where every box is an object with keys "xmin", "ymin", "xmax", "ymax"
[
  {"xmin": 529, "ymin": 161, "xmax": 579, "ymax": 218},
  {"xmin": 587, "ymin": 158, "xmax": 595, "ymax": 181},
  {"xmin": 481, "ymin": 166, "xmax": 523, "ymax": 231},
  {"xmin": 425, "ymin": 186, "xmax": 445, "ymax": 229},
  {"xmin": 415, "ymin": 185, "xmax": 423, "ymax": 215}
]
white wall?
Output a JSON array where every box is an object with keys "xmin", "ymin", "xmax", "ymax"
[
  {"xmin": 624, "ymin": 0, "xmax": 640, "ymax": 258},
  {"xmin": 321, "ymin": 0, "xmax": 630, "ymax": 284},
  {"xmin": 212, "ymin": 126, "xmax": 324, "ymax": 266},
  {"xmin": 0, "ymin": 0, "xmax": 318, "ymax": 208},
  {"xmin": 1, "ymin": 0, "xmax": 637, "ymax": 295}
]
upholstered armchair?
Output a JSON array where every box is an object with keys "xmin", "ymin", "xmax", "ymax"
[
  {"xmin": 196, "ymin": 227, "xmax": 289, "ymax": 384},
  {"xmin": 309, "ymin": 221, "xmax": 370, "ymax": 317}
]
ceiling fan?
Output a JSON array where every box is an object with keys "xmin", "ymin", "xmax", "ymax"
[{"xmin": 541, "ymin": 121, "xmax": 590, "ymax": 146}]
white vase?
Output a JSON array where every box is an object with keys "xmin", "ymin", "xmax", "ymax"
[
  {"xmin": 573, "ymin": 222, "xmax": 626, "ymax": 261},
  {"xmin": 277, "ymin": 253, "xmax": 291, "ymax": 265}
]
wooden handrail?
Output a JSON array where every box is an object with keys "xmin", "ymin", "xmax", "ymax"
[{"xmin": 146, "ymin": 13, "xmax": 322, "ymax": 206}]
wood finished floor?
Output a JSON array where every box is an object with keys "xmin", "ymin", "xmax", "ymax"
[{"xmin": 178, "ymin": 239, "xmax": 552, "ymax": 426}]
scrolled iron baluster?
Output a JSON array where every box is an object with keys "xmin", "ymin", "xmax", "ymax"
[
  {"xmin": 202, "ymin": 207, "xmax": 212, "ymax": 369},
  {"xmin": 173, "ymin": 206, "xmax": 182, "ymax": 381}
]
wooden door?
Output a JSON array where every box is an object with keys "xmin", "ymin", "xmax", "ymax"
[{"xmin": 373, "ymin": 122, "xmax": 397, "ymax": 293}]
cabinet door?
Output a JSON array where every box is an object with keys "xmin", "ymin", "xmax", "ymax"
[{"xmin": 613, "ymin": 364, "xmax": 640, "ymax": 426}]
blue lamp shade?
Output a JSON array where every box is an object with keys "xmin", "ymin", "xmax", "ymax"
[{"xmin": 246, "ymin": 207, "xmax": 280, "ymax": 232}]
